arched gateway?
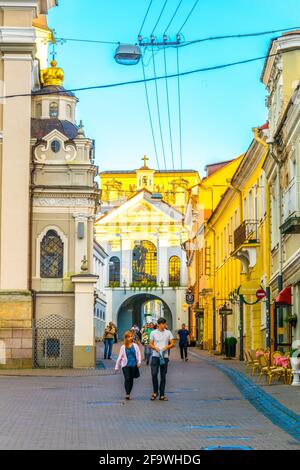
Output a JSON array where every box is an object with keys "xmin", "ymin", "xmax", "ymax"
[{"xmin": 117, "ymin": 293, "xmax": 173, "ymax": 338}]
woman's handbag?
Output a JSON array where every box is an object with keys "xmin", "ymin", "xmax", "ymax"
[{"xmin": 133, "ymin": 366, "xmax": 140, "ymax": 379}]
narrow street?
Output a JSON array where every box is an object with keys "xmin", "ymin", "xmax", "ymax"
[{"xmin": 0, "ymin": 346, "xmax": 299, "ymax": 450}]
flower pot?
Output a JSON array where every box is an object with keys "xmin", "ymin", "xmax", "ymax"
[
  {"xmin": 229, "ymin": 344, "xmax": 236, "ymax": 358},
  {"xmin": 291, "ymin": 356, "xmax": 300, "ymax": 386},
  {"xmin": 291, "ymin": 357, "xmax": 300, "ymax": 370}
]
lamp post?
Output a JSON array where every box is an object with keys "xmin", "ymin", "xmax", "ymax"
[{"xmin": 123, "ymin": 280, "xmax": 127, "ymax": 295}]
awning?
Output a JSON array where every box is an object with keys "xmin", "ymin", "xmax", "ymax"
[{"xmin": 276, "ymin": 286, "xmax": 292, "ymax": 305}]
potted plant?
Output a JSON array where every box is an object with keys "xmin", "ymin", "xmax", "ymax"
[
  {"xmin": 228, "ymin": 337, "xmax": 237, "ymax": 358},
  {"xmin": 224, "ymin": 338, "xmax": 231, "ymax": 358},
  {"xmin": 224, "ymin": 337, "xmax": 237, "ymax": 358},
  {"xmin": 285, "ymin": 314, "xmax": 298, "ymax": 329}
]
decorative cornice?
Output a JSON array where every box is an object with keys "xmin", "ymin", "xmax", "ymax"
[{"xmin": 33, "ymin": 197, "xmax": 97, "ymax": 208}]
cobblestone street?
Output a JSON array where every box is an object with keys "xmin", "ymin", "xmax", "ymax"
[{"xmin": 0, "ymin": 346, "xmax": 299, "ymax": 450}]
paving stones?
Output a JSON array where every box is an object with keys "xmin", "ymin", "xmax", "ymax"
[{"xmin": 0, "ymin": 347, "xmax": 299, "ymax": 450}]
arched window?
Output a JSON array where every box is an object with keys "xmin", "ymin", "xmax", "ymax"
[
  {"xmin": 40, "ymin": 230, "xmax": 64, "ymax": 278},
  {"xmin": 49, "ymin": 102, "xmax": 59, "ymax": 118},
  {"xmin": 109, "ymin": 257, "xmax": 120, "ymax": 287},
  {"xmin": 169, "ymin": 256, "xmax": 180, "ymax": 286},
  {"xmin": 132, "ymin": 240, "xmax": 157, "ymax": 285},
  {"xmin": 36, "ymin": 102, "xmax": 42, "ymax": 118},
  {"xmin": 67, "ymin": 104, "xmax": 72, "ymax": 119}
]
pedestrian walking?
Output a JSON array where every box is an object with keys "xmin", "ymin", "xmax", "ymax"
[
  {"xmin": 112, "ymin": 322, "xmax": 118, "ymax": 344},
  {"xmin": 149, "ymin": 317, "xmax": 174, "ymax": 401},
  {"xmin": 115, "ymin": 331, "xmax": 142, "ymax": 400},
  {"xmin": 103, "ymin": 321, "xmax": 116, "ymax": 359},
  {"xmin": 177, "ymin": 323, "xmax": 190, "ymax": 362},
  {"xmin": 131, "ymin": 325, "xmax": 140, "ymax": 344},
  {"xmin": 141, "ymin": 322, "xmax": 154, "ymax": 365}
]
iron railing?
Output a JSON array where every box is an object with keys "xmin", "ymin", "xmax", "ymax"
[{"xmin": 234, "ymin": 220, "xmax": 259, "ymax": 250}]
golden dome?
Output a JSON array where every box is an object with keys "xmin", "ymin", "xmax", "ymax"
[{"xmin": 41, "ymin": 60, "xmax": 64, "ymax": 87}]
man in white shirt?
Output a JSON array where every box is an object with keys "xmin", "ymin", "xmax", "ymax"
[{"xmin": 149, "ymin": 317, "xmax": 174, "ymax": 401}]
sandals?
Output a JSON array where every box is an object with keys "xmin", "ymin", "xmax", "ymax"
[
  {"xmin": 159, "ymin": 396, "xmax": 168, "ymax": 401},
  {"xmin": 151, "ymin": 393, "xmax": 158, "ymax": 401}
]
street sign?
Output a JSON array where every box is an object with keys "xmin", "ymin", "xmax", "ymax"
[
  {"xmin": 186, "ymin": 292, "xmax": 194, "ymax": 305},
  {"xmin": 256, "ymin": 289, "xmax": 266, "ymax": 300},
  {"xmin": 219, "ymin": 308, "xmax": 233, "ymax": 316}
]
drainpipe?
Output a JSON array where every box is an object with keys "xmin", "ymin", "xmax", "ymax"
[
  {"xmin": 268, "ymin": 141, "xmax": 283, "ymax": 292},
  {"xmin": 206, "ymin": 222, "xmax": 216, "ymax": 350},
  {"xmin": 252, "ymin": 128, "xmax": 272, "ymax": 348}
]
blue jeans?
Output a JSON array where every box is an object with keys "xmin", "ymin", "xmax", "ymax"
[
  {"xmin": 104, "ymin": 338, "xmax": 113, "ymax": 359},
  {"xmin": 151, "ymin": 356, "xmax": 169, "ymax": 397},
  {"xmin": 144, "ymin": 345, "xmax": 152, "ymax": 363}
]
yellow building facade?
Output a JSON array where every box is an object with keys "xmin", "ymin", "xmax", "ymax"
[
  {"xmin": 100, "ymin": 157, "xmax": 201, "ymax": 214},
  {"xmin": 192, "ymin": 129, "xmax": 271, "ymax": 355}
]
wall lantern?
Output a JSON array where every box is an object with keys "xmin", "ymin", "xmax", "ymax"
[{"xmin": 114, "ymin": 44, "xmax": 141, "ymax": 65}]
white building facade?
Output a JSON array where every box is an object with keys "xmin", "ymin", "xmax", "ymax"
[{"xmin": 95, "ymin": 190, "xmax": 189, "ymax": 338}]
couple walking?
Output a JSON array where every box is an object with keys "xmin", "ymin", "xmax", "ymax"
[{"xmin": 115, "ymin": 317, "xmax": 174, "ymax": 401}]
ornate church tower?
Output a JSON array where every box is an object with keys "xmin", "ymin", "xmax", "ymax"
[
  {"xmin": 30, "ymin": 60, "xmax": 100, "ymax": 368},
  {"xmin": 0, "ymin": 1, "xmax": 57, "ymax": 369}
]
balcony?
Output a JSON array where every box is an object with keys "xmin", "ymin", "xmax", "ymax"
[
  {"xmin": 281, "ymin": 180, "xmax": 300, "ymax": 234},
  {"xmin": 232, "ymin": 220, "xmax": 259, "ymax": 274},
  {"xmin": 281, "ymin": 214, "xmax": 300, "ymax": 234},
  {"xmin": 234, "ymin": 220, "xmax": 259, "ymax": 251}
]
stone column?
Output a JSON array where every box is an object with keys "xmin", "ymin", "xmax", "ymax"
[
  {"xmin": 72, "ymin": 274, "xmax": 98, "ymax": 368},
  {"xmin": 122, "ymin": 238, "xmax": 132, "ymax": 285},
  {"xmin": 73, "ymin": 214, "xmax": 89, "ymax": 274},
  {"xmin": 158, "ymin": 238, "xmax": 168, "ymax": 285},
  {"xmin": 181, "ymin": 250, "xmax": 188, "ymax": 287}
]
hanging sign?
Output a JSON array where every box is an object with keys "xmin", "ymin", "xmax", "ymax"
[{"xmin": 186, "ymin": 292, "xmax": 195, "ymax": 305}]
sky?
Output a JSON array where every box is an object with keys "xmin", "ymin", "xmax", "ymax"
[{"xmin": 48, "ymin": 0, "xmax": 300, "ymax": 176}]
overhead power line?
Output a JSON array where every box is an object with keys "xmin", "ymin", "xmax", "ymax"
[
  {"xmin": 177, "ymin": 26, "xmax": 300, "ymax": 48},
  {"xmin": 141, "ymin": 60, "xmax": 161, "ymax": 171},
  {"xmin": 34, "ymin": 25, "xmax": 300, "ymax": 48},
  {"xmin": 163, "ymin": 45, "xmax": 175, "ymax": 170},
  {"xmin": 176, "ymin": 48, "xmax": 183, "ymax": 170},
  {"xmin": 164, "ymin": 0, "xmax": 183, "ymax": 34},
  {"xmin": 151, "ymin": 45, "xmax": 167, "ymax": 170},
  {"xmin": 138, "ymin": 0, "xmax": 154, "ymax": 37},
  {"xmin": 151, "ymin": 0, "xmax": 169, "ymax": 36},
  {"xmin": 2, "ymin": 47, "xmax": 300, "ymax": 100},
  {"xmin": 177, "ymin": 0, "xmax": 200, "ymax": 34}
]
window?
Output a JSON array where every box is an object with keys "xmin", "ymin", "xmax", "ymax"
[
  {"xmin": 248, "ymin": 189, "xmax": 253, "ymax": 219},
  {"xmin": 169, "ymin": 256, "xmax": 180, "ymax": 286},
  {"xmin": 51, "ymin": 140, "xmax": 61, "ymax": 153},
  {"xmin": 36, "ymin": 102, "xmax": 42, "ymax": 118},
  {"xmin": 109, "ymin": 257, "xmax": 120, "ymax": 286},
  {"xmin": 243, "ymin": 197, "xmax": 247, "ymax": 220},
  {"xmin": 67, "ymin": 104, "xmax": 72, "ymax": 119},
  {"xmin": 49, "ymin": 102, "xmax": 59, "ymax": 118},
  {"xmin": 40, "ymin": 230, "xmax": 63, "ymax": 278},
  {"xmin": 132, "ymin": 240, "xmax": 157, "ymax": 284}
]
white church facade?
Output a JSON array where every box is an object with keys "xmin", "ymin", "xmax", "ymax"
[{"xmin": 95, "ymin": 190, "xmax": 190, "ymax": 337}]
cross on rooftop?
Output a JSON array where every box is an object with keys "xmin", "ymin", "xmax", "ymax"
[{"xmin": 142, "ymin": 155, "xmax": 149, "ymax": 168}]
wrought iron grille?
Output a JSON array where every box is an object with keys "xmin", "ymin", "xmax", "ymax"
[
  {"xmin": 169, "ymin": 256, "xmax": 180, "ymax": 285},
  {"xmin": 234, "ymin": 220, "xmax": 259, "ymax": 250},
  {"xmin": 33, "ymin": 315, "xmax": 74, "ymax": 368},
  {"xmin": 132, "ymin": 240, "xmax": 157, "ymax": 284},
  {"xmin": 40, "ymin": 230, "xmax": 63, "ymax": 278}
]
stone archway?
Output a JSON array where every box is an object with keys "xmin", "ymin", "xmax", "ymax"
[{"xmin": 117, "ymin": 293, "xmax": 173, "ymax": 339}]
